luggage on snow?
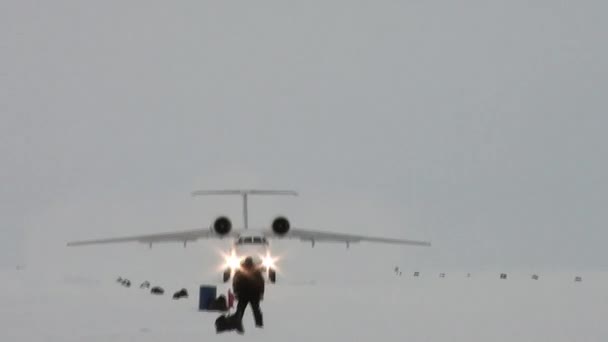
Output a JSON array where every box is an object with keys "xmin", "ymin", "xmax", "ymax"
[
  {"xmin": 208, "ymin": 295, "xmax": 228, "ymax": 311},
  {"xmin": 215, "ymin": 313, "xmax": 243, "ymax": 334}
]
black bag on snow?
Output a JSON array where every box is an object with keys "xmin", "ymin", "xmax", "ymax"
[
  {"xmin": 215, "ymin": 313, "xmax": 241, "ymax": 333},
  {"xmin": 209, "ymin": 295, "xmax": 228, "ymax": 311}
]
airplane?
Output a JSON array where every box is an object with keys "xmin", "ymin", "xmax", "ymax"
[{"xmin": 67, "ymin": 190, "xmax": 431, "ymax": 283}]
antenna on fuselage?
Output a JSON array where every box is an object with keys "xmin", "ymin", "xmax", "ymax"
[{"xmin": 191, "ymin": 189, "xmax": 298, "ymax": 229}]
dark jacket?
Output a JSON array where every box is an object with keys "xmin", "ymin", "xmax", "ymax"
[{"xmin": 232, "ymin": 267, "xmax": 265, "ymax": 301}]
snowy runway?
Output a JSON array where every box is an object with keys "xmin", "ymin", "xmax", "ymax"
[{"xmin": 3, "ymin": 270, "xmax": 606, "ymax": 342}]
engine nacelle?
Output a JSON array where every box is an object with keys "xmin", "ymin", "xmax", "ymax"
[
  {"xmin": 271, "ymin": 216, "xmax": 290, "ymax": 236},
  {"xmin": 213, "ymin": 216, "xmax": 232, "ymax": 236}
]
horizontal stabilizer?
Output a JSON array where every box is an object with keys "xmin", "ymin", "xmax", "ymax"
[
  {"xmin": 191, "ymin": 189, "xmax": 298, "ymax": 196},
  {"xmin": 191, "ymin": 189, "xmax": 298, "ymax": 229}
]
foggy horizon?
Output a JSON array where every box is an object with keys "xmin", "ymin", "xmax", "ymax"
[{"xmin": 2, "ymin": 1, "xmax": 607, "ymax": 271}]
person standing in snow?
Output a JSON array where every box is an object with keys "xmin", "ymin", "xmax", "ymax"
[{"xmin": 232, "ymin": 257, "xmax": 265, "ymax": 330}]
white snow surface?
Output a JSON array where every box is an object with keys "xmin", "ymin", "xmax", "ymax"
[{"xmin": 2, "ymin": 245, "xmax": 607, "ymax": 342}]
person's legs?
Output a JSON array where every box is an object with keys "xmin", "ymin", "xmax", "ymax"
[
  {"xmin": 234, "ymin": 299, "xmax": 249, "ymax": 333},
  {"xmin": 250, "ymin": 298, "xmax": 263, "ymax": 327},
  {"xmin": 235, "ymin": 299, "xmax": 249, "ymax": 319}
]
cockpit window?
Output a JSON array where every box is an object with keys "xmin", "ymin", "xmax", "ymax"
[{"xmin": 236, "ymin": 236, "xmax": 268, "ymax": 245}]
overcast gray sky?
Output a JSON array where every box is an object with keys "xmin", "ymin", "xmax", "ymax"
[{"xmin": 2, "ymin": 1, "xmax": 607, "ymax": 271}]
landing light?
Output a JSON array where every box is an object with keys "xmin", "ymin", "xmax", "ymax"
[
  {"xmin": 261, "ymin": 253, "xmax": 278, "ymax": 269},
  {"xmin": 223, "ymin": 251, "xmax": 243, "ymax": 270},
  {"xmin": 222, "ymin": 251, "xmax": 279, "ymax": 270}
]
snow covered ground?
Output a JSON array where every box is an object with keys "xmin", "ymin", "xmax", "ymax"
[{"xmin": 2, "ymin": 246, "xmax": 607, "ymax": 342}]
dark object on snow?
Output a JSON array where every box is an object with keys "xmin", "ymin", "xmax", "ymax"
[
  {"xmin": 173, "ymin": 288, "xmax": 189, "ymax": 300},
  {"xmin": 199, "ymin": 286, "xmax": 217, "ymax": 310},
  {"xmin": 500, "ymin": 273, "xmax": 508, "ymax": 279},
  {"xmin": 121, "ymin": 279, "xmax": 131, "ymax": 287},
  {"xmin": 208, "ymin": 295, "xmax": 228, "ymax": 311},
  {"xmin": 151, "ymin": 286, "xmax": 164, "ymax": 295},
  {"xmin": 413, "ymin": 272, "xmax": 420, "ymax": 277},
  {"xmin": 215, "ymin": 313, "xmax": 243, "ymax": 334},
  {"xmin": 467, "ymin": 273, "xmax": 472, "ymax": 278},
  {"xmin": 140, "ymin": 281, "xmax": 150, "ymax": 289},
  {"xmin": 232, "ymin": 257, "xmax": 265, "ymax": 328},
  {"xmin": 439, "ymin": 273, "xmax": 445, "ymax": 278},
  {"xmin": 116, "ymin": 277, "xmax": 123, "ymax": 283},
  {"xmin": 575, "ymin": 276, "xmax": 582, "ymax": 282},
  {"xmin": 532, "ymin": 274, "xmax": 539, "ymax": 280}
]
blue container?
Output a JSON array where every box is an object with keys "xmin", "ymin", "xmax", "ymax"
[{"xmin": 199, "ymin": 285, "xmax": 217, "ymax": 311}]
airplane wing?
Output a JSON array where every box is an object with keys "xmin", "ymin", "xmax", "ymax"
[
  {"xmin": 265, "ymin": 228, "xmax": 431, "ymax": 247},
  {"xmin": 66, "ymin": 228, "xmax": 237, "ymax": 247}
]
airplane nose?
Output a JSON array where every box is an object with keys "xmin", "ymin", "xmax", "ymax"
[{"xmin": 246, "ymin": 255, "xmax": 263, "ymax": 265}]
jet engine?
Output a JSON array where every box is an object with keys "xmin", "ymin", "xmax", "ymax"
[
  {"xmin": 213, "ymin": 216, "xmax": 232, "ymax": 236},
  {"xmin": 271, "ymin": 216, "xmax": 290, "ymax": 236}
]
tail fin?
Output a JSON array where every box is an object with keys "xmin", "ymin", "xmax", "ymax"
[{"xmin": 191, "ymin": 189, "xmax": 298, "ymax": 229}]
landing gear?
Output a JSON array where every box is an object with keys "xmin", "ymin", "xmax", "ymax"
[
  {"xmin": 223, "ymin": 268, "xmax": 231, "ymax": 283},
  {"xmin": 268, "ymin": 268, "xmax": 276, "ymax": 284}
]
